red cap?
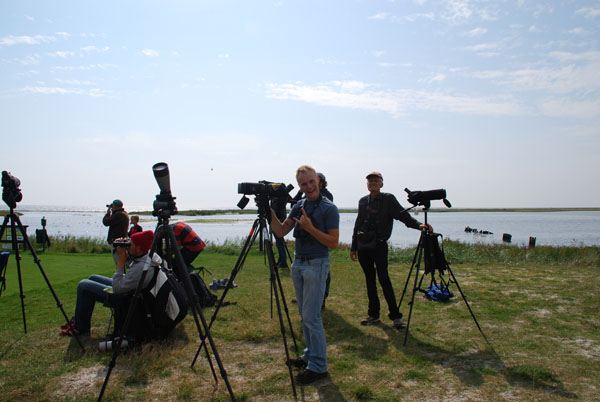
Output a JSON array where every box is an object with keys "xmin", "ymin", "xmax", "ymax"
[
  {"xmin": 366, "ymin": 171, "xmax": 383, "ymax": 180},
  {"xmin": 131, "ymin": 230, "xmax": 154, "ymax": 254}
]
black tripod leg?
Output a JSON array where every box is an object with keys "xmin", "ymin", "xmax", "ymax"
[
  {"xmin": 191, "ymin": 219, "xmax": 260, "ymax": 367},
  {"xmin": 403, "ymin": 242, "xmax": 424, "ymax": 346},
  {"xmin": 11, "ymin": 215, "xmax": 86, "ymax": 350},
  {"xmin": 446, "ymin": 266, "xmax": 490, "ymax": 345},
  {"xmin": 272, "ymin": 262, "xmax": 299, "ymax": 354},
  {"xmin": 263, "ymin": 231, "xmax": 297, "ymax": 399},
  {"xmin": 167, "ymin": 227, "xmax": 236, "ymax": 401},
  {"xmin": 8, "ymin": 216, "xmax": 28, "ymax": 333},
  {"xmin": 98, "ymin": 269, "xmax": 150, "ymax": 402},
  {"xmin": 397, "ymin": 232, "xmax": 424, "ymax": 310}
]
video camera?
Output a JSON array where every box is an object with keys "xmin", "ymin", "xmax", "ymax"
[
  {"xmin": 405, "ymin": 188, "xmax": 451, "ymax": 209},
  {"xmin": 152, "ymin": 162, "xmax": 177, "ymax": 217},
  {"xmin": 237, "ymin": 181, "xmax": 294, "ymax": 210},
  {"xmin": 1, "ymin": 171, "xmax": 23, "ymax": 209}
]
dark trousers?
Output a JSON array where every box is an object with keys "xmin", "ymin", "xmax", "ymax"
[
  {"xmin": 180, "ymin": 248, "xmax": 200, "ymax": 267},
  {"xmin": 358, "ymin": 242, "xmax": 402, "ymax": 320},
  {"xmin": 275, "ymin": 236, "xmax": 288, "ymax": 267}
]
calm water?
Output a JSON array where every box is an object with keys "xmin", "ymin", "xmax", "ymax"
[{"xmin": 7, "ymin": 207, "xmax": 600, "ymax": 248}]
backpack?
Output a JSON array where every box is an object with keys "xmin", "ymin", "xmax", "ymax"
[
  {"xmin": 143, "ymin": 266, "xmax": 189, "ymax": 339},
  {"xmin": 189, "ymin": 271, "xmax": 217, "ymax": 307}
]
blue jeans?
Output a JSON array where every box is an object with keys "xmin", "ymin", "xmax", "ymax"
[
  {"xmin": 74, "ymin": 274, "xmax": 124, "ymax": 333},
  {"xmin": 291, "ymin": 256, "xmax": 329, "ymax": 373}
]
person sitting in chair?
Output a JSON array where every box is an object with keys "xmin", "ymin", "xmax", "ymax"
[{"xmin": 60, "ymin": 230, "xmax": 158, "ymax": 336}]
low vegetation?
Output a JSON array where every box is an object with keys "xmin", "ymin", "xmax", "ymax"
[{"xmin": 0, "ymin": 240, "xmax": 598, "ymax": 401}]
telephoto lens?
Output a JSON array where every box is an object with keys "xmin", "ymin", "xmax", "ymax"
[{"xmin": 98, "ymin": 337, "xmax": 129, "ymax": 352}]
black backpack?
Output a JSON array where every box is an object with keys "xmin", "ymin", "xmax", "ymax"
[
  {"xmin": 112, "ymin": 267, "xmax": 189, "ymax": 341},
  {"xmin": 143, "ymin": 266, "xmax": 189, "ymax": 339}
]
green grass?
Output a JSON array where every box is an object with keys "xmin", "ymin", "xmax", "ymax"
[{"xmin": 0, "ymin": 241, "xmax": 598, "ymax": 401}]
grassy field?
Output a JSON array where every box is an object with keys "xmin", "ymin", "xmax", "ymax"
[{"xmin": 0, "ymin": 241, "xmax": 599, "ymax": 401}]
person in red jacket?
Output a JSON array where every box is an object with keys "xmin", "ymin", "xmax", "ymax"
[{"xmin": 170, "ymin": 222, "xmax": 206, "ymax": 268}]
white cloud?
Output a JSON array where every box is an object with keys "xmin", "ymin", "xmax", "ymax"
[
  {"xmin": 314, "ymin": 58, "xmax": 346, "ymax": 65},
  {"xmin": 533, "ymin": 3, "xmax": 554, "ymax": 18},
  {"xmin": 368, "ymin": 12, "xmax": 390, "ymax": 20},
  {"xmin": 471, "ymin": 51, "xmax": 600, "ymax": 96},
  {"xmin": 442, "ymin": 0, "xmax": 472, "ymax": 22},
  {"xmin": 55, "ymin": 78, "xmax": 97, "ymax": 86},
  {"xmin": 265, "ymin": 81, "xmax": 522, "ymax": 117},
  {"xmin": 425, "ymin": 73, "xmax": 447, "ymax": 83},
  {"xmin": 21, "ymin": 86, "xmax": 111, "ymax": 97},
  {"xmin": 0, "ymin": 34, "xmax": 56, "ymax": 46},
  {"xmin": 81, "ymin": 45, "xmax": 110, "ymax": 52},
  {"xmin": 217, "ymin": 53, "xmax": 230, "ymax": 59},
  {"xmin": 568, "ymin": 27, "xmax": 587, "ymax": 35},
  {"xmin": 16, "ymin": 54, "xmax": 42, "ymax": 65},
  {"xmin": 51, "ymin": 63, "xmax": 117, "ymax": 72},
  {"xmin": 25, "ymin": 15, "xmax": 35, "ymax": 22},
  {"xmin": 576, "ymin": 7, "xmax": 600, "ymax": 18},
  {"xmin": 463, "ymin": 42, "xmax": 500, "ymax": 55},
  {"xmin": 402, "ymin": 12, "xmax": 435, "ymax": 22},
  {"xmin": 463, "ymin": 27, "xmax": 487, "ymax": 37},
  {"xmin": 372, "ymin": 50, "xmax": 385, "ymax": 57},
  {"xmin": 140, "ymin": 49, "xmax": 159, "ymax": 57},
  {"xmin": 51, "ymin": 50, "xmax": 75, "ymax": 57}
]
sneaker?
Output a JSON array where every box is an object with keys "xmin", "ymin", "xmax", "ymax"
[
  {"xmin": 59, "ymin": 325, "xmax": 89, "ymax": 336},
  {"xmin": 360, "ymin": 316, "xmax": 380, "ymax": 326},
  {"xmin": 295, "ymin": 369, "xmax": 328, "ymax": 385},
  {"xmin": 60, "ymin": 317, "xmax": 74, "ymax": 330},
  {"xmin": 286, "ymin": 357, "xmax": 307, "ymax": 369},
  {"xmin": 393, "ymin": 318, "xmax": 405, "ymax": 329}
]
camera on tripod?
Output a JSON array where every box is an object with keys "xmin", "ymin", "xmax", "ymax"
[
  {"xmin": 236, "ymin": 181, "xmax": 294, "ymax": 210},
  {"xmin": 405, "ymin": 188, "xmax": 451, "ymax": 209},
  {"xmin": 1, "ymin": 171, "xmax": 23, "ymax": 209},
  {"xmin": 152, "ymin": 162, "xmax": 177, "ymax": 217}
]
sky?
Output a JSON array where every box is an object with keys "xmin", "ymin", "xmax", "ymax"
[{"xmin": 1, "ymin": 0, "xmax": 599, "ymax": 211}]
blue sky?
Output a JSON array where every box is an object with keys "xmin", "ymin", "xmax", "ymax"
[{"xmin": 1, "ymin": 0, "xmax": 599, "ymax": 210}]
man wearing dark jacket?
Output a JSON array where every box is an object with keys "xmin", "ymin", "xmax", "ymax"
[
  {"xmin": 103, "ymin": 199, "xmax": 129, "ymax": 264},
  {"xmin": 350, "ymin": 172, "xmax": 431, "ymax": 329}
]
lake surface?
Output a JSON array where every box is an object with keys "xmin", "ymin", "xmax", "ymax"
[{"xmin": 7, "ymin": 207, "xmax": 600, "ymax": 248}]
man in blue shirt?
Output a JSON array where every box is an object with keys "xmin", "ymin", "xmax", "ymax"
[{"xmin": 270, "ymin": 165, "xmax": 339, "ymax": 385}]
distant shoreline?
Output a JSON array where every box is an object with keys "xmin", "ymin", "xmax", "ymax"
[{"xmin": 2, "ymin": 207, "xmax": 599, "ymax": 216}]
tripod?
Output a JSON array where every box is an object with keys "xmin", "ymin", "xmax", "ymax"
[
  {"xmin": 192, "ymin": 197, "xmax": 300, "ymax": 399},
  {"xmin": 0, "ymin": 208, "xmax": 85, "ymax": 351},
  {"xmin": 98, "ymin": 211, "xmax": 236, "ymax": 401},
  {"xmin": 397, "ymin": 207, "xmax": 489, "ymax": 346}
]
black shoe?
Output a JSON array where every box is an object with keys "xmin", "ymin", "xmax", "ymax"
[
  {"xmin": 393, "ymin": 318, "xmax": 405, "ymax": 329},
  {"xmin": 295, "ymin": 369, "xmax": 328, "ymax": 385},
  {"xmin": 286, "ymin": 357, "xmax": 307, "ymax": 368}
]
